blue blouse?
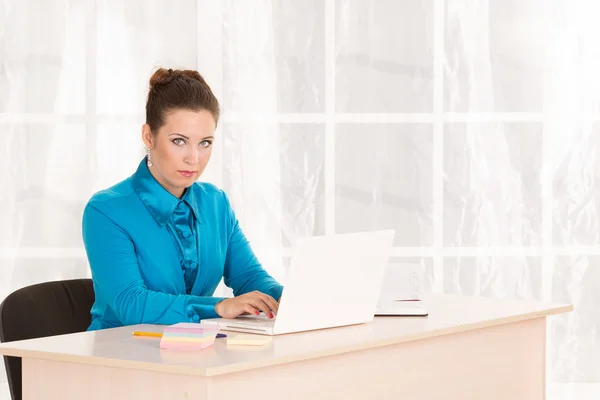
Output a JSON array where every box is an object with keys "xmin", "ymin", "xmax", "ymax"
[{"xmin": 82, "ymin": 158, "xmax": 283, "ymax": 331}]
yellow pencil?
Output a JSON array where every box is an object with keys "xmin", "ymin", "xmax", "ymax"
[{"xmin": 133, "ymin": 331, "xmax": 162, "ymax": 338}]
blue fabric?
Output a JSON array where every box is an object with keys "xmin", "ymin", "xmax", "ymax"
[
  {"xmin": 82, "ymin": 158, "xmax": 283, "ymax": 331},
  {"xmin": 168, "ymin": 194, "xmax": 198, "ymax": 294}
]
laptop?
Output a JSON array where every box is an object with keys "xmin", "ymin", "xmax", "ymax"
[{"xmin": 200, "ymin": 229, "xmax": 395, "ymax": 335}]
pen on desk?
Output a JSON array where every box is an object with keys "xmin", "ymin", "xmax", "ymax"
[
  {"xmin": 133, "ymin": 331, "xmax": 162, "ymax": 338},
  {"xmin": 133, "ymin": 331, "xmax": 227, "ymax": 338}
]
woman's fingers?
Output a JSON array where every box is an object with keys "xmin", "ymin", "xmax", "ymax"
[
  {"xmin": 235, "ymin": 291, "xmax": 279, "ymax": 319},
  {"xmin": 258, "ymin": 293, "xmax": 279, "ymax": 315},
  {"xmin": 248, "ymin": 298, "xmax": 275, "ymax": 318},
  {"xmin": 243, "ymin": 303, "xmax": 260, "ymax": 316},
  {"xmin": 250, "ymin": 291, "xmax": 279, "ymax": 316}
]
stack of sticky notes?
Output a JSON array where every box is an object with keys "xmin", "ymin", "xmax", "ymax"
[{"xmin": 159, "ymin": 323, "xmax": 220, "ymax": 350}]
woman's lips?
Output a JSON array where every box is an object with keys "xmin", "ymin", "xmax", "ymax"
[{"xmin": 178, "ymin": 170, "xmax": 196, "ymax": 178}]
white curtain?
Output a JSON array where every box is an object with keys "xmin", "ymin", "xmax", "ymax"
[{"xmin": 1, "ymin": 1, "xmax": 600, "ymax": 398}]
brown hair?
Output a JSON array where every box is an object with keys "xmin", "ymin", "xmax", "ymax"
[{"xmin": 145, "ymin": 68, "xmax": 220, "ymax": 133}]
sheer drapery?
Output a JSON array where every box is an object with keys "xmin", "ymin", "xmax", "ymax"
[{"xmin": 1, "ymin": 1, "xmax": 600, "ymax": 398}]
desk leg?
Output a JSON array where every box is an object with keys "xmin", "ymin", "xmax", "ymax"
[{"xmin": 208, "ymin": 317, "xmax": 547, "ymax": 400}]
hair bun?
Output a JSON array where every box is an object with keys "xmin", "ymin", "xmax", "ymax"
[
  {"xmin": 145, "ymin": 67, "xmax": 220, "ymax": 132},
  {"xmin": 149, "ymin": 68, "xmax": 172, "ymax": 90}
]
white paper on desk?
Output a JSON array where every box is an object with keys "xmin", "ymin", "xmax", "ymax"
[{"xmin": 378, "ymin": 261, "xmax": 424, "ymax": 302}]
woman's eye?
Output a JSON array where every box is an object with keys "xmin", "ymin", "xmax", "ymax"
[
  {"xmin": 200, "ymin": 140, "xmax": 212, "ymax": 148},
  {"xmin": 172, "ymin": 138, "xmax": 185, "ymax": 145}
]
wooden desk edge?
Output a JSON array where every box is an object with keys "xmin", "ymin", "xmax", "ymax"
[{"xmin": 0, "ymin": 303, "xmax": 574, "ymax": 377}]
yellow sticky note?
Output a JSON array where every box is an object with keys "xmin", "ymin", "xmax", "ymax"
[{"xmin": 227, "ymin": 335, "xmax": 272, "ymax": 346}]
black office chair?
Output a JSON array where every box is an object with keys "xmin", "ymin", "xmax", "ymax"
[{"xmin": 0, "ymin": 279, "xmax": 95, "ymax": 400}]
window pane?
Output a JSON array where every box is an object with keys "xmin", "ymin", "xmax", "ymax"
[
  {"xmin": 0, "ymin": 124, "xmax": 90, "ymax": 248},
  {"xmin": 0, "ymin": 0, "xmax": 86, "ymax": 113},
  {"xmin": 222, "ymin": 1, "xmax": 325, "ymax": 113},
  {"xmin": 223, "ymin": 123, "xmax": 325, "ymax": 247},
  {"xmin": 335, "ymin": 123, "xmax": 433, "ymax": 246},
  {"xmin": 336, "ymin": 0, "xmax": 433, "ymax": 113},
  {"xmin": 96, "ymin": 0, "xmax": 198, "ymax": 114},
  {"xmin": 553, "ymin": 122, "xmax": 600, "ymax": 246},
  {"xmin": 93, "ymin": 124, "xmax": 146, "ymax": 193},
  {"xmin": 551, "ymin": 256, "xmax": 600, "ymax": 382},
  {"xmin": 443, "ymin": 123, "xmax": 543, "ymax": 246},
  {"xmin": 445, "ymin": 0, "xmax": 548, "ymax": 112}
]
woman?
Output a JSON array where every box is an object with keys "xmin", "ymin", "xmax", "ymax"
[{"xmin": 82, "ymin": 68, "xmax": 282, "ymax": 331}]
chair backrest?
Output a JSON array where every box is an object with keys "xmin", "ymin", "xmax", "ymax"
[{"xmin": 0, "ymin": 279, "xmax": 95, "ymax": 400}]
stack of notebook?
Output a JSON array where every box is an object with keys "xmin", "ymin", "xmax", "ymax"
[{"xmin": 159, "ymin": 322, "xmax": 220, "ymax": 350}]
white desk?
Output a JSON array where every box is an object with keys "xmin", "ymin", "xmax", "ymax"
[{"xmin": 0, "ymin": 294, "xmax": 572, "ymax": 400}]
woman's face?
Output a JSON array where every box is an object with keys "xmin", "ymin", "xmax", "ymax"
[{"xmin": 142, "ymin": 108, "xmax": 216, "ymax": 198}]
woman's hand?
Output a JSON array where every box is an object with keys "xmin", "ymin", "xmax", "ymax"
[{"xmin": 215, "ymin": 291, "xmax": 279, "ymax": 319}]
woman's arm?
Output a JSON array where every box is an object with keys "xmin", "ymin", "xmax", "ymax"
[
  {"xmin": 221, "ymin": 191, "xmax": 284, "ymax": 301},
  {"xmin": 83, "ymin": 204, "xmax": 226, "ymax": 326}
]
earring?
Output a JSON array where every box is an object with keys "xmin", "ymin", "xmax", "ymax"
[{"xmin": 146, "ymin": 147, "xmax": 153, "ymax": 167}]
